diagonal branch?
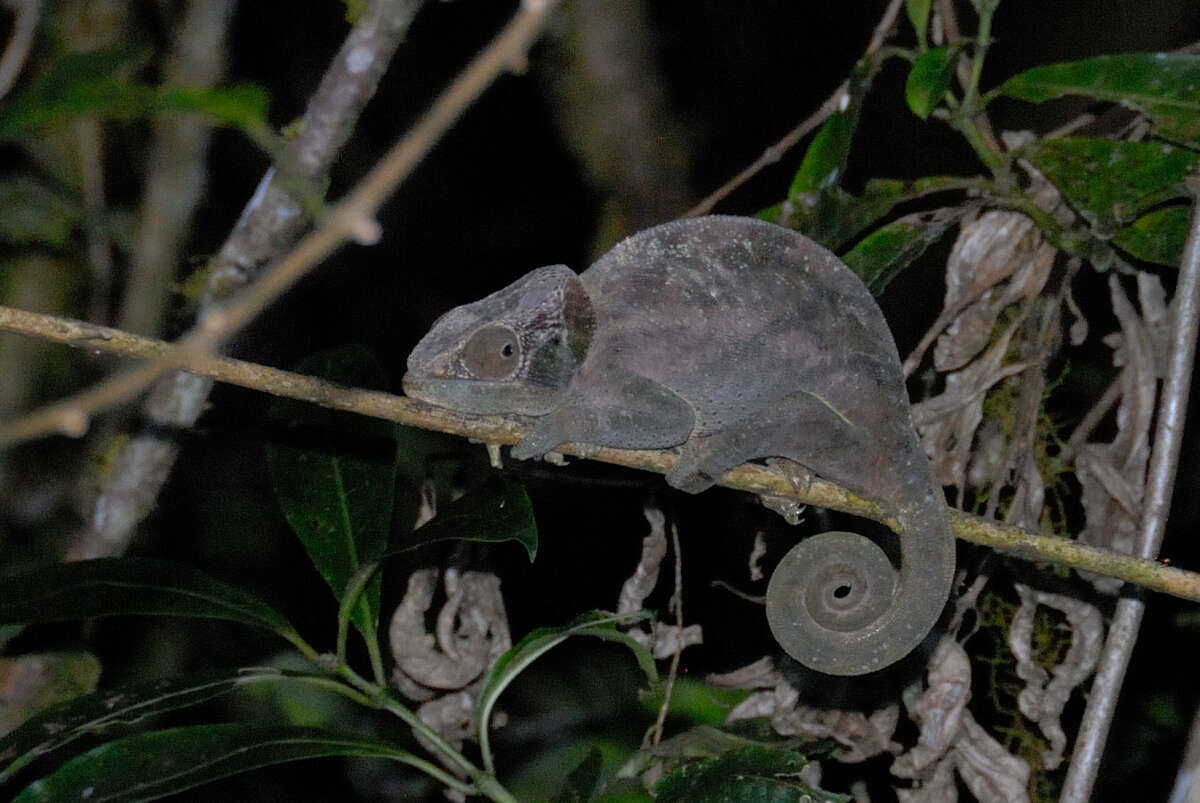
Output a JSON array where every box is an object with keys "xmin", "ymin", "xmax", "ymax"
[
  {"xmin": 12, "ymin": 0, "xmax": 562, "ymax": 559},
  {"xmin": 4, "ymin": 303, "xmax": 1200, "ymax": 605}
]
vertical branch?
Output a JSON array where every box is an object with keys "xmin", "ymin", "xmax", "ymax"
[
  {"xmin": 1061, "ymin": 183, "xmax": 1200, "ymax": 801},
  {"xmin": 546, "ymin": 0, "xmax": 691, "ymax": 252},
  {"xmin": 118, "ymin": 0, "xmax": 235, "ymax": 336},
  {"xmin": 70, "ymin": 0, "xmax": 427, "ymax": 559}
]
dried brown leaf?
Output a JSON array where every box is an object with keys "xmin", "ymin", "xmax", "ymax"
[
  {"xmin": 894, "ymin": 638, "xmax": 972, "ymax": 779},
  {"xmin": 618, "ymin": 506, "xmax": 668, "ymax": 615},
  {"xmin": 912, "ymin": 323, "xmax": 1029, "ymax": 488},
  {"xmin": 1008, "ymin": 585, "xmax": 1103, "ymax": 770},
  {"xmin": 390, "ymin": 569, "xmax": 511, "ymax": 692},
  {"xmin": 1077, "ymin": 273, "xmax": 1161, "ymax": 591},
  {"xmin": 955, "ymin": 714, "xmax": 1031, "ymax": 802}
]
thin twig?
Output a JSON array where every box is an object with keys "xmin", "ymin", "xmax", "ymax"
[
  {"xmin": 3, "ymin": 303, "xmax": 1200, "ymax": 604},
  {"xmin": 684, "ymin": 0, "xmax": 905, "ymax": 217},
  {"xmin": 650, "ymin": 521, "xmax": 685, "ymax": 745},
  {"xmin": 1061, "ymin": 182, "xmax": 1200, "ymax": 801}
]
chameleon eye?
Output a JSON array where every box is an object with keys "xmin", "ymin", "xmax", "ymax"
[{"xmin": 463, "ymin": 324, "xmax": 520, "ymax": 380}]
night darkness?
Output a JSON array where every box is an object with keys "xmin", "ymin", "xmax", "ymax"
[{"xmin": 6, "ymin": 1, "xmax": 1200, "ymax": 801}]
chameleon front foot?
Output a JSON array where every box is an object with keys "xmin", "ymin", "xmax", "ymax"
[{"xmin": 765, "ymin": 531, "xmax": 898, "ymax": 676}]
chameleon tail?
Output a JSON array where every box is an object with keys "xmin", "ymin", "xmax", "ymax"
[{"xmin": 765, "ymin": 475, "xmax": 955, "ymax": 676}]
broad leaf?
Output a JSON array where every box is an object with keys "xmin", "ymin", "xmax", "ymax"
[
  {"xmin": 1112, "ymin": 204, "xmax": 1192, "ymax": 267},
  {"xmin": 654, "ymin": 746, "xmax": 846, "ymax": 803},
  {"xmin": 13, "ymin": 725, "xmax": 430, "ymax": 802},
  {"xmin": 1023, "ymin": 137, "xmax": 1198, "ymax": 235},
  {"xmin": 997, "ymin": 53, "xmax": 1200, "ymax": 148},
  {"xmin": 477, "ymin": 611, "xmax": 656, "ymax": 772},
  {"xmin": 0, "ymin": 668, "xmax": 343, "ymax": 785},
  {"xmin": 842, "ymin": 212, "xmax": 956, "ymax": 294},
  {"xmin": 267, "ymin": 345, "xmax": 399, "ymax": 646},
  {"xmin": 906, "ymin": 46, "xmax": 956, "ymax": 119},
  {"xmin": 0, "ymin": 559, "xmax": 303, "ymax": 648}
]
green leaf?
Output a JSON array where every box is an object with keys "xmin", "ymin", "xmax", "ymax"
[
  {"xmin": 156, "ymin": 84, "xmax": 270, "ymax": 133},
  {"xmin": 906, "ymin": 46, "xmax": 956, "ymax": 119},
  {"xmin": 551, "ymin": 747, "xmax": 604, "ymax": 803},
  {"xmin": 12, "ymin": 725, "xmax": 432, "ymax": 802},
  {"xmin": 1023, "ymin": 137, "xmax": 1198, "ymax": 235},
  {"xmin": 401, "ymin": 474, "xmax": 538, "ymax": 560},
  {"xmin": 0, "ymin": 177, "xmax": 82, "ymax": 248},
  {"xmin": 997, "ymin": 53, "xmax": 1200, "ymax": 148},
  {"xmin": 783, "ymin": 58, "xmax": 880, "ymax": 244},
  {"xmin": 0, "ymin": 668, "xmax": 345, "ymax": 785},
  {"xmin": 267, "ymin": 346, "xmax": 399, "ymax": 648},
  {"xmin": 766, "ymin": 175, "xmax": 974, "ymax": 252},
  {"xmin": 654, "ymin": 746, "xmax": 846, "ymax": 803},
  {"xmin": 0, "ymin": 43, "xmax": 271, "ymax": 142},
  {"xmin": 477, "ymin": 611, "xmax": 657, "ymax": 773},
  {"xmin": 842, "ymin": 213, "xmax": 955, "ymax": 294},
  {"xmin": 1112, "ymin": 204, "xmax": 1192, "ymax": 266},
  {"xmin": 905, "ymin": 0, "xmax": 932, "ymax": 49},
  {"xmin": 789, "ymin": 111, "xmax": 856, "ymax": 200},
  {"xmin": 0, "ymin": 558, "xmax": 303, "ymax": 648}
]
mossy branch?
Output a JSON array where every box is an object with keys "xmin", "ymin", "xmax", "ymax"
[{"xmin": 2, "ymin": 303, "xmax": 1198, "ymax": 604}]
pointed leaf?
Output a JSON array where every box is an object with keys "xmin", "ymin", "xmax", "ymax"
[
  {"xmin": 998, "ymin": 53, "xmax": 1200, "ymax": 147},
  {"xmin": 551, "ymin": 747, "xmax": 604, "ymax": 803},
  {"xmin": 906, "ymin": 46, "xmax": 956, "ymax": 119},
  {"xmin": 400, "ymin": 474, "xmax": 538, "ymax": 560},
  {"xmin": 0, "ymin": 559, "xmax": 302, "ymax": 646},
  {"xmin": 267, "ymin": 345, "xmax": 399, "ymax": 644},
  {"xmin": 477, "ymin": 611, "xmax": 656, "ymax": 772},
  {"xmin": 654, "ymin": 746, "xmax": 846, "ymax": 803},
  {"xmin": 1112, "ymin": 204, "xmax": 1192, "ymax": 266},
  {"xmin": 789, "ymin": 110, "xmax": 856, "ymax": 200},
  {"xmin": 0, "ymin": 668, "xmax": 346, "ymax": 785},
  {"xmin": 1023, "ymin": 137, "xmax": 1198, "ymax": 235},
  {"xmin": 12, "ymin": 725, "xmax": 434, "ymax": 802},
  {"xmin": 905, "ymin": 0, "xmax": 932, "ymax": 49},
  {"xmin": 842, "ymin": 213, "xmax": 955, "ymax": 294}
]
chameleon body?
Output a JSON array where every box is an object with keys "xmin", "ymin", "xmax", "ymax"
[{"xmin": 403, "ymin": 216, "xmax": 955, "ymax": 675}]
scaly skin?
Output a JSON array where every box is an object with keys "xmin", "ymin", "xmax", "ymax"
[{"xmin": 404, "ymin": 216, "xmax": 955, "ymax": 675}]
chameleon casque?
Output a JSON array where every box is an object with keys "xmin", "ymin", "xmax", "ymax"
[{"xmin": 403, "ymin": 215, "xmax": 956, "ymax": 676}]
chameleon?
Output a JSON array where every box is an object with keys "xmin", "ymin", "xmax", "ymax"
[{"xmin": 403, "ymin": 215, "xmax": 955, "ymax": 676}]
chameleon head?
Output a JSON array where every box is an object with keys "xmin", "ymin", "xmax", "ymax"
[{"xmin": 403, "ymin": 264, "xmax": 596, "ymax": 416}]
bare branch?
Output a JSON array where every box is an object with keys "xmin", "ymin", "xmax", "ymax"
[
  {"xmin": 1061, "ymin": 182, "xmax": 1200, "ymax": 802},
  {"xmin": 119, "ymin": 0, "xmax": 235, "ymax": 336}
]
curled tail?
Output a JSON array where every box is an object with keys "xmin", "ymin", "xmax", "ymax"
[{"xmin": 765, "ymin": 474, "xmax": 956, "ymax": 676}]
